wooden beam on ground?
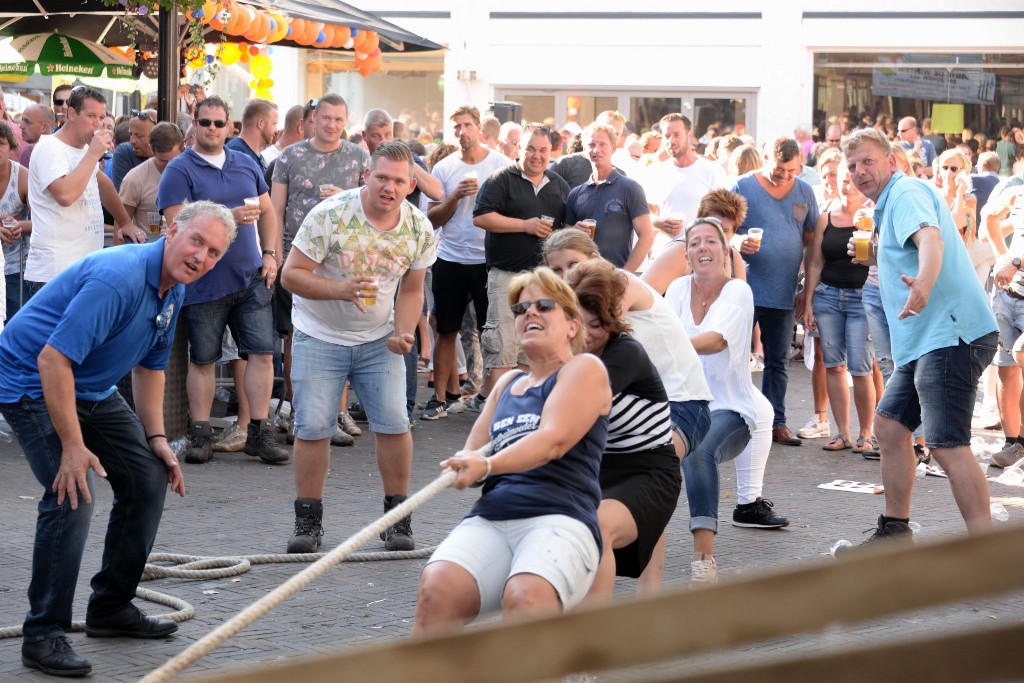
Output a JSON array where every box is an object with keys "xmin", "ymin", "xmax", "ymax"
[
  {"xmin": 189, "ymin": 524, "xmax": 1024, "ymax": 683},
  {"xmin": 649, "ymin": 622, "xmax": 1024, "ymax": 683}
]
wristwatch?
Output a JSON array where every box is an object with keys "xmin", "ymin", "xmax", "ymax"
[
  {"xmin": 262, "ymin": 249, "xmax": 277, "ymax": 258},
  {"xmin": 1013, "ymin": 257, "xmax": 1021, "ymax": 270}
]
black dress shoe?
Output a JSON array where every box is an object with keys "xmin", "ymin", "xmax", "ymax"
[
  {"xmin": 771, "ymin": 426, "xmax": 803, "ymax": 446},
  {"xmin": 85, "ymin": 603, "xmax": 178, "ymax": 639},
  {"xmin": 22, "ymin": 636, "xmax": 92, "ymax": 677}
]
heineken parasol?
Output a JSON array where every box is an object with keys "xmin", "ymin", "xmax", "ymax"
[{"xmin": 1, "ymin": 33, "xmax": 134, "ymax": 79}]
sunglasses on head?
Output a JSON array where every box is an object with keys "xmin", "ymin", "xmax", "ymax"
[
  {"xmin": 153, "ymin": 312, "xmax": 171, "ymax": 351},
  {"xmin": 196, "ymin": 118, "xmax": 228, "ymax": 128},
  {"xmin": 511, "ymin": 299, "xmax": 557, "ymax": 316},
  {"xmin": 305, "ymin": 98, "xmax": 319, "ymax": 113},
  {"xmin": 131, "ymin": 109, "xmax": 157, "ymax": 124}
]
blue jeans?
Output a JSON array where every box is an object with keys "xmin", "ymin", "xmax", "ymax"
[
  {"xmin": 0, "ymin": 393, "xmax": 168, "ymax": 642},
  {"xmin": 185, "ymin": 275, "xmax": 275, "ymax": 364},
  {"xmin": 681, "ymin": 409, "xmax": 751, "ymax": 533},
  {"xmin": 752, "ymin": 305, "xmax": 795, "ymax": 428},
  {"xmin": 861, "ymin": 282, "xmax": 893, "ymax": 382},
  {"xmin": 812, "ymin": 283, "xmax": 874, "ymax": 375},
  {"xmin": 5, "ymin": 272, "xmax": 24, "ymax": 321},
  {"xmin": 877, "ymin": 332, "xmax": 998, "ymax": 449}
]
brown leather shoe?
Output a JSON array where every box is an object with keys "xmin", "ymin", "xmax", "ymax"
[{"xmin": 772, "ymin": 426, "xmax": 803, "ymax": 446}]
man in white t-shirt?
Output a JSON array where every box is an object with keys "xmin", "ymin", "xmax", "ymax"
[
  {"xmin": 260, "ymin": 104, "xmax": 305, "ymax": 166},
  {"xmin": 643, "ymin": 113, "xmax": 728, "ymax": 259},
  {"xmin": 25, "ymin": 86, "xmax": 135, "ymax": 296},
  {"xmin": 281, "ymin": 141, "xmax": 436, "ymax": 553},
  {"xmin": 422, "ymin": 105, "xmax": 513, "ymax": 420}
]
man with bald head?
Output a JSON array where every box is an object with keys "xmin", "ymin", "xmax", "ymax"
[
  {"xmin": 897, "ymin": 116, "xmax": 936, "ymax": 178},
  {"xmin": 111, "ymin": 109, "xmax": 157, "ymax": 189},
  {"xmin": 18, "ymin": 104, "xmax": 54, "ymax": 169},
  {"xmin": 824, "ymin": 123, "xmax": 843, "ymax": 151},
  {"xmin": 261, "ymin": 104, "xmax": 305, "ymax": 166}
]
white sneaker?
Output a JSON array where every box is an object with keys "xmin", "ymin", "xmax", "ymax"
[
  {"xmin": 690, "ymin": 554, "xmax": 718, "ymax": 585},
  {"xmin": 796, "ymin": 415, "xmax": 831, "ymax": 439},
  {"xmin": 212, "ymin": 423, "xmax": 246, "ymax": 452},
  {"xmin": 445, "ymin": 399, "xmax": 465, "ymax": 415},
  {"xmin": 337, "ymin": 412, "xmax": 362, "ymax": 436}
]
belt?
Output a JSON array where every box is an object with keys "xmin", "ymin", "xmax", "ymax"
[{"xmin": 1004, "ymin": 287, "xmax": 1024, "ymax": 301}]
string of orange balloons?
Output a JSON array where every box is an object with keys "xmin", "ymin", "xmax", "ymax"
[{"xmin": 188, "ymin": 0, "xmax": 383, "ymax": 75}]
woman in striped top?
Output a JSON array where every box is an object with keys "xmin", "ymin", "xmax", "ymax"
[{"xmin": 567, "ymin": 259, "xmax": 681, "ymax": 602}]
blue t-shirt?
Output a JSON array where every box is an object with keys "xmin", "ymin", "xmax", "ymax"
[
  {"xmin": 565, "ymin": 170, "xmax": 649, "ymax": 268},
  {"xmin": 874, "ymin": 171, "xmax": 997, "ymax": 367},
  {"xmin": 111, "ymin": 141, "xmax": 146, "ymax": 190},
  {"xmin": 901, "ymin": 139, "xmax": 937, "ymax": 167},
  {"xmin": 157, "ymin": 147, "xmax": 267, "ymax": 306},
  {"xmin": 226, "ymin": 136, "xmax": 266, "ymax": 173},
  {"xmin": 733, "ymin": 172, "xmax": 818, "ymax": 309},
  {"xmin": 470, "ymin": 370, "xmax": 608, "ymax": 550},
  {"xmin": 0, "ymin": 240, "xmax": 183, "ymax": 403}
]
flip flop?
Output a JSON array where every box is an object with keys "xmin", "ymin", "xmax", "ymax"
[
  {"xmin": 852, "ymin": 436, "xmax": 876, "ymax": 453},
  {"xmin": 823, "ymin": 435, "xmax": 852, "ymax": 451}
]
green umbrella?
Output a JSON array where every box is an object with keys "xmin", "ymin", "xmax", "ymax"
[{"xmin": 1, "ymin": 32, "xmax": 134, "ymax": 79}]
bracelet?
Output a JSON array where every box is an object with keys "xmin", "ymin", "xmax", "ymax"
[
  {"xmin": 262, "ymin": 249, "xmax": 277, "ymax": 258},
  {"xmin": 146, "ymin": 434, "xmax": 166, "ymax": 442},
  {"xmin": 475, "ymin": 456, "xmax": 492, "ymax": 484}
]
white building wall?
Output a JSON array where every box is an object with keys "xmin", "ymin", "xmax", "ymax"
[{"xmin": 352, "ymin": 0, "xmax": 1024, "ymax": 141}]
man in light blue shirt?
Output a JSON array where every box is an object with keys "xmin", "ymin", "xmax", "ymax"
[{"xmin": 839, "ymin": 128, "xmax": 997, "ymax": 553}]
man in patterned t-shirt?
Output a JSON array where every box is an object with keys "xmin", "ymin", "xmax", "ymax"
[
  {"xmin": 271, "ymin": 94, "xmax": 369, "ymax": 445},
  {"xmin": 280, "ymin": 141, "xmax": 436, "ymax": 553}
]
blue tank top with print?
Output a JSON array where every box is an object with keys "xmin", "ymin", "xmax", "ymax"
[{"xmin": 469, "ymin": 370, "xmax": 608, "ymax": 549}]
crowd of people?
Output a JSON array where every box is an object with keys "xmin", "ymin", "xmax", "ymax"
[{"xmin": 0, "ymin": 82, "xmax": 1022, "ymax": 679}]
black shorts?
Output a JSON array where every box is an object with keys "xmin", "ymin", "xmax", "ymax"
[
  {"xmin": 273, "ymin": 284, "xmax": 293, "ymax": 336},
  {"xmin": 599, "ymin": 450, "xmax": 681, "ymax": 578},
  {"xmin": 431, "ymin": 258, "xmax": 488, "ymax": 335}
]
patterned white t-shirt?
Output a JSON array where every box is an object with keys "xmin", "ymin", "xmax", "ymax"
[{"xmin": 290, "ymin": 187, "xmax": 437, "ymax": 346}]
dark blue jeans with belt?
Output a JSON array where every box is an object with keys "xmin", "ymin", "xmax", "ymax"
[{"xmin": 0, "ymin": 392, "xmax": 168, "ymax": 642}]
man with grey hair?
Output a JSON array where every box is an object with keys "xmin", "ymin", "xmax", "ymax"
[
  {"xmin": 498, "ymin": 121, "xmax": 522, "ymax": 160},
  {"xmin": 839, "ymin": 127, "xmax": 997, "ymax": 551},
  {"xmin": 17, "ymin": 104, "xmax": 55, "ymax": 169},
  {"xmin": 0, "ymin": 200, "xmax": 234, "ymax": 678},
  {"xmin": 480, "ymin": 115, "xmax": 500, "ymax": 151}
]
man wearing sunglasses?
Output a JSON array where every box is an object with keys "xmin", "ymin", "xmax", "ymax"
[
  {"xmin": 158, "ymin": 95, "xmax": 287, "ymax": 467},
  {"xmin": 0, "ymin": 201, "xmax": 234, "ymax": 677},
  {"xmin": 110, "ymin": 108, "xmax": 157, "ymax": 190},
  {"xmin": 897, "ymin": 116, "xmax": 936, "ymax": 178},
  {"xmin": 52, "ymin": 84, "xmax": 73, "ymax": 128}
]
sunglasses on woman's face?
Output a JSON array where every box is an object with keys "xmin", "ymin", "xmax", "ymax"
[{"xmin": 512, "ymin": 299, "xmax": 557, "ymax": 316}]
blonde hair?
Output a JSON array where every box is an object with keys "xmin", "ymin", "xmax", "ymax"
[
  {"xmin": 507, "ymin": 267, "xmax": 586, "ymax": 355},
  {"xmin": 541, "ymin": 229, "xmax": 600, "ymax": 263}
]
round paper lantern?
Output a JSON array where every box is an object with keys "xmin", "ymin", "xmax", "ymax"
[{"xmin": 249, "ymin": 54, "xmax": 272, "ymax": 79}]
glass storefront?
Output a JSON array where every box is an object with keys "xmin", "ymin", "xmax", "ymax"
[{"xmin": 814, "ymin": 52, "xmax": 1024, "ymax": 138}]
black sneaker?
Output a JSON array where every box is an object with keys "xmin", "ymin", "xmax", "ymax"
[
  {"xmin": 244, "ymin": 420, "xmax": 290, "ymax": 464},
  {"xmin": 184, "ymin": 421, "xmax": 212, "ymax": 464},
  {"xmin": 287, "ymin": 498, "xmax": 323, "ymax": 553},
  {"xmin": 380, "ymin": 494, "xmax": 414, "ymax": 551},
  {"xmin": 348, "ymin": 402, "xmax": 368, "ymax": 423},
  {"xmin": 420, "ymin": 397, "xmax": 447, "ymax": 420},
  {"xmin": 731, "ymin": 497, "xmax": 790, "ymax": 528},
  {"xmin": 834, "ymin": 514, "xmax": 913, "ymax": 557}
]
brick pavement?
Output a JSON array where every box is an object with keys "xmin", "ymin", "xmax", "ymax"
[{"xmin": 1, "ymin": 361, "xmax": 1023, "ymax": 681}]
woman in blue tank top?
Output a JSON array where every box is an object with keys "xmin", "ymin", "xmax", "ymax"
[{"xmin": 412, "ymin": 267, "xmax": 611, "ymax": 636}]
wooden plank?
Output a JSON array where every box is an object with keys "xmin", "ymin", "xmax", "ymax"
[
  {"xmin": 188, "ymin": 524, "xmax": 1024, "ymax": 683},
  {"xmin": 647, "ymin": 622, "xmax": 1024, "ymax": 683}
]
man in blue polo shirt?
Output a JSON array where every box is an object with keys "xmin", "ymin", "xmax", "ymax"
[
  {"xmin": 564, "ymin": 122, "xmax": 653, "ymax": 272},
  {"xmin": 0, "ymin": 201, "xmax": 234, "ymax": 677},
  {"xmin": 839, "ymin": 128, "xmax": 998, "ymax": 552},
  {"xmin": 157, "ymin": 95, "xmax": 287, "ymax": 466}
]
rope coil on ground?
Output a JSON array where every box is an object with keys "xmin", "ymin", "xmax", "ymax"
[{"xmin": 139, "ymin": 469, "xmax": 457, "ymax": 683}]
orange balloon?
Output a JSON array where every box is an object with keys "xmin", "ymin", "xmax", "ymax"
[
  {"xmin": 244, "ymin": 9, "xmax": 265, "ymax": 41},
  {"xmin": 268, "ymin": 13, "xmax": 288, "ymax": 43},
  {"xmin": 305, "ymin": 21, "xmax": 324, "ymax": 45},
  {"xmin": 224, "ymin": 2, "xmax": 242, "ymax": 33},
  {"xmin": 313, "ymin": 25, "xmax": 333, "ymax": 48},
  {"xmin": 362, "ymin": 31, "xmax": 379, "ymax": 53},
  {"xmin": 287, "ymin": 18, "xmax": 303, "ymax": 41},
  {"xmin": 351, "ymin": 30, "xmax": 368, "ymax": 50},
  {"xmin": 330, "ymin": 25, "xmax": 349, "ymax": 48},
  {"xmin": 232, "ymin": 5, "xmax": 253, "ymax": 35}
]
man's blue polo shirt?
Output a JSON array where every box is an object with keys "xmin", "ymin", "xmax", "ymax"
[
  {"xmin": 564, "ymin": 170, "xmax": 649, "ymax": 268},
  {"xmin": 0, "ymin": 240, "xmax": 183, "ymax": 403},
  {"xmin": 226, "ymin": 136, "xmax": 266, "ymax": 173},
  {"xmin": 157, "ymin": 147, "xmax": 267, "ymax": 306},
  {"xmin": 875, "ymin": 171, "xmax": 996, "ymax": 367}
]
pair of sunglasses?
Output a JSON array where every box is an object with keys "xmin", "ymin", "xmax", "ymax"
[
  {"xmin": 131, "ymin": 109, "xmax": 157, "ymax": 124},
  {"xmin": 511, "ymin": 299, "xmax": 557, "ymax": 317},
  {"xmin": 196, "ymin": 118, "xmax": 228, "ymax": 129},
  {"xmin": 153, "ymin": 312, "xmax": 171, "ymax": 351}
]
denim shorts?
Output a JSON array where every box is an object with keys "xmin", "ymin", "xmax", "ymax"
[
  {"xmin": 991, "ymin": 289, "xmax": 1024, "ymax": 367},
  {"xmin": 876, "ymin": 332, "xmax": 998, "ymax": 449},
  {"xmin": 669, "ymin": 399, "xmax": 711, "ymax": 455},
  {"xmin": 185, "ymin": 275, "xmax": 275, "ymax": 364},
  {"xmin": 291, "ymin": 329, "xmax": 408, "ymax": 437},
  {"xmin": 428, "ymin": 514, "xmax": 598, "ymax": 617},
  {"xmin": 812, "ymin": 283, "xmax": 874, "ymax": 375}
]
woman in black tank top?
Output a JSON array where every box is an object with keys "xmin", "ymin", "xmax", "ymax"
[{"xmin": 801, "ymin": 163, "xmax": 876, "ymax": 454}]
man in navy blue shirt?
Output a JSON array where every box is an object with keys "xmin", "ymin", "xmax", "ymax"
[{"xmin": 0, "ymin": 201, "xmax": 234, "ymax": 677}]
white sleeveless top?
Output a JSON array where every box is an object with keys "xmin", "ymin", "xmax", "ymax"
[
  {"xmin": 625, "ymin": 273, "xmax": 713, "ymax": 403},
  {"xmin": 0, "ymin": 159, "xmax": 26, "ymax": 277}
]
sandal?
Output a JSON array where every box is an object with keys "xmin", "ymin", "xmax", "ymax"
[
  {"xmin": 852, "ymin": 435, "xmax": 875, "ymax": 453},
  {"xmin": 823, "ymin": 435, "xmax": 852, "ymax": 451}
]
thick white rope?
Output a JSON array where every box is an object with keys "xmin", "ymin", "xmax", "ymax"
[{"xmin": 138, "ymin": 469, "xmax": 457, "ymax": 683}]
